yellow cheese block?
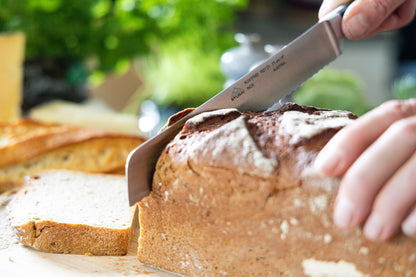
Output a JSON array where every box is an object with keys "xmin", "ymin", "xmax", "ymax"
[
  {"xmin": 0, "ymin": 32, "xmax": 25, "ymax": 121},
  {"xmin": 29, "ymin": 100, "xmax": 146, "ymax": 136}
]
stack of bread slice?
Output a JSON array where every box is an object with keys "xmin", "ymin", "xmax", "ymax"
[
  {"xmin": 1, "ymin": 116, "xmax": 145, "ymax": 256},
  {"xmin": 0, "ymin": 118, "xmax": 146, "ymax": 193}
]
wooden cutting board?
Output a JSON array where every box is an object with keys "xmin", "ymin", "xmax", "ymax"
[
  {"xmin": 0, "ymin": 243, "xmax": 173, "ymax": 277},
  {"xmin": 0, "ymin": 193, "xmax": 175, "ymax": 277}
]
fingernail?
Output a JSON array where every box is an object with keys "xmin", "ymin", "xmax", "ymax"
[
  {"xmin": 334, "ymin": 197, "xmax": 354, "ymax": 229},
  {"xmin": 315, "ymin": 151, "xmax": 341, "ymax": 176},
  {"xmin": 344, "ymin": 14, "xmax": 369, "ymax": 39},
  {"xmin": 364, "ymin": 213, "xmax": 384, "ymax": 240},
  {"xmin": 402, "ymin": 212, "xmax": 416, "ymax": 237}
]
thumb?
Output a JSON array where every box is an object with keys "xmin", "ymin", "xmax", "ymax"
[{"xmin": 342, "ymin": 0, "xmax": 412, "ymax": 39}]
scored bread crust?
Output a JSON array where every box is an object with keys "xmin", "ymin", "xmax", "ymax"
[
  {"xmin": 7, "ymin": 170, "xmax": 138, "ymax": 256},
  {"xmin": 137, "ymin": 103, "xmax": 416, "ymax": 277},
  {"xmin": 0, "ymin": 118, "xmax": 146, "ymax": 192}
]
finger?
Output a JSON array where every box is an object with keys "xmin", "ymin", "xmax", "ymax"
[
  {"xmin": 402, "ymin": 206, "xmax": 416, "ymax": 238},
  {"xmin": 315, "ymin": 99, "xmax": 416, "ymax": 177},
  {"xmin": 364, "ymin": 0, "xmax": 416, "ymax": 37},
  {"xmin": 363, "ymin": 149, "xmax": 416, "ymax": 241},
  {"xmin": 333, "ymin": 115, "xmax": 416, "ymax": 231},
  {"xmin": 319, "ymin": 0, "xmax": 352, "ymax": 18},
  {"xmin": 342, "ymin": 0, "xmax": 409, "ymax": 40}
]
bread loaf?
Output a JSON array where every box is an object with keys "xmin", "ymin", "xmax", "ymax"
[
  {"xmin": 137, "ymin": 103, "xmax": 416, "ymax": 277},
  {"xmin": 8, "ymin": 170, "xmax": 137, "ymax": 255},
  {"xmin": 0, "ymin": 119, "xmax": 146, "ymax": 192}
]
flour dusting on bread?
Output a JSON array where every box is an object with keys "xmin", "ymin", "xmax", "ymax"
[
  {"xmin": 189, "ymin": 115, "xmax": 277, "ymax": 176},
  {"xmin": 302, "ymin": 259, "xmax": 369, "ymax": 277},
  {"xmin": 301, "ymin": 166, "xmax": 340, "ymax": 193},
  {"xmin": 187, "ymin": 108, "xmax": 240, "ymax": 126},
  {"xmin": 279, "ymin": 110, "xmax": 354, "ymax": 144},
  {"xmin": 138, "ymin": 104, "xmax": 415, "ymax": 277}
]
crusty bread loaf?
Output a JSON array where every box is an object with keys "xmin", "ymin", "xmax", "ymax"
[
  {"xmin": 8, "ymin": 170, "xmax": 137, "ymax": 255},
  {"xmin": 0, "ymin": 118, "xmax": 146, "ymax": 192},
  {"xmin": 137, "ymin": 103, "xmax": 416, "ymax": 277}
]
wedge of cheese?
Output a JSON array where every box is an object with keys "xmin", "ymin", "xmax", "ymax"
[
  {"xmin": 0, "ymin": 32, "xmax": 25, "ymax": 121},
  {"xmin": 29, "ymin": 100, "xmax": 144, "ymax": 136}
]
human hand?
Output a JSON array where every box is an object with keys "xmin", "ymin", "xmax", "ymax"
[
  {"xmin": 315, "ymin": 99, "xmax": 416, "ymax": 241},
  {"xmin": 319, "ymin": 0, "xmax": 416, "ymax": 40}
]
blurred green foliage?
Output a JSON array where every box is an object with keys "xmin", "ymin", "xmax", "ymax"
[
  {"xmin": 140, "ymin": 28, "xmax": 242, "ymax": 108},
  {"xmin": 137, "ymin": 0, "xmax": 248, "ymax": 108},
  {"xmin": 292, "ymin": 68, "xmax": 370, "ymax": 116},
  {"xmin": 0, "ymin": 0, "xmax": 150, "ymax": 70},
  {"xmin": 141, "ymin": 39, "xmax": 229, "ymax": 108},
  {"xmin": 0, "ymin": 0, "xmax": 247, "ymax": 76}
]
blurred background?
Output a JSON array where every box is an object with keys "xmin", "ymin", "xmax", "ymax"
[{"xmin": 1, "ymin": 0, "xmax": 415, "ymax": 136}]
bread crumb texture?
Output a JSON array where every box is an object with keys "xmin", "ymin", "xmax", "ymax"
[
  {"xmin": 138, "ymin": 104, "xmax": 416, "ymax": 276},
  {"xmin": 0, "ymin": 118, "xmax": 145, "ymax": 192},
  {"xmin": 8, "ymin": 170, "xmax": 137, "ymax": 255}
]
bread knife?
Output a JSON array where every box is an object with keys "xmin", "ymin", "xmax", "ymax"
[{"xmin": 126, "ymin": 4, "xmax": 350, "ymax": 205}]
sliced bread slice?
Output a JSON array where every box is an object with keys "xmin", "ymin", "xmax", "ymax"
[
  {"xmin": 0, "ymin": 118, "xmax": 146, "ymax": 192},
  {"xmin": 7, "ymin": 170, "xmax": 137, "ymax": 256}
]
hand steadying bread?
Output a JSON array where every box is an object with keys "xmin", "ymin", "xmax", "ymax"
[
  {"xmin": 137, "ymin": 103, "xmax": 416, "ymax": 277},
  {"xmin": 319, "ymin": 0, "xmax": 416, "ymax": 241},
  {"xmin": 305, "ymin": 0, "xmax": 416, "ymax": 242},
  {"xmin": 316, "ymin": 99, "xmax": 416, "ymax": 241},
  {"xmin": 319, "ymin": 0, "xmax": 416, "ymax": 40}
]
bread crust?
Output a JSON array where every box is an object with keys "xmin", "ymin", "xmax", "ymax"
[
  {"xmin": 8, "ymin": 171, "xmax": 138, "ymax": 256},
  {"xmin": 0, "ymin": 118, "xmax": 146, "ymax": 192},
  {"xmin": 0, "ymin": 118, "xmax": 145, "ymax": 167},
  {"xmin": 137, "ymin": 103, "xmax": 416, "ymax": 277},
  {"xmin": 12, "ymin": 220, "xmax": 131, "ymax": 255}
]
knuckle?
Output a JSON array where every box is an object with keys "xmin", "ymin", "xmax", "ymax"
[
  {"xmin": 379, "ymin": 99, "xmax": 401, "ymax": 112},
  {"xmin": 380, "ymin": 99, "xmax": 416, "ymax": 120},
  {"xmin": 404, "ymin": 14, "xmax": 414, "ymax": 25},
  {"xmin": 402, "ymin": 11, "xmax": 415, "ymax": 26},
  {"xmin": 399, "ymin": 0, "xmax": 416, "ymax": 25},
  {"xmin": 389, "ymin": 117, "xmax": 416, "ymax": 136},
  {"xmin": 371, "ymin": 0, "xmax": 392, "ymax": 18}
]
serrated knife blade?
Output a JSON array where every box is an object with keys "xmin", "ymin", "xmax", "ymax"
[{"xmin": 126, "ymin": 4, "xmax": 349, "ymax": 205}]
